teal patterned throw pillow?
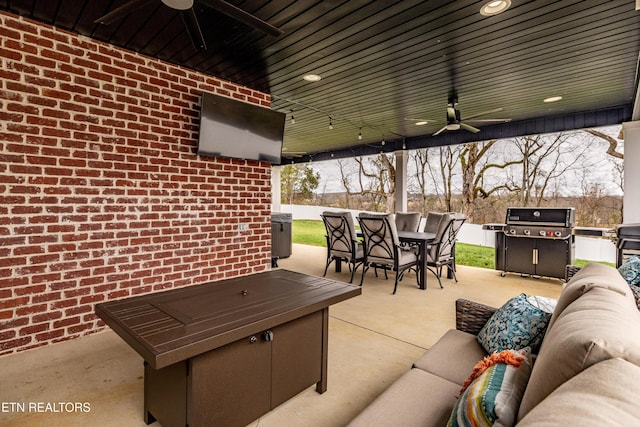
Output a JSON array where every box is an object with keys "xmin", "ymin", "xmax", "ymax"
[
  {"xmin": 618, "ymin": 256, "xmax": 640, "ymax": 285},
  {"xmin": 477, "ymin": 294, "xmax": 553, "ymax": 354}
]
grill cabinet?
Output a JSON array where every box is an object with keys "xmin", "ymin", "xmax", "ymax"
[
  {"xmin": 614, "ymin": 224, "xmax": 640, "ymax": 267},
  {"xmin": 499, "ymin": 207, "xmax": 575, "ymax": 280}
]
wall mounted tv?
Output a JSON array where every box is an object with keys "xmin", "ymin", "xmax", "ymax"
[{"xmin": 197, "ymin": 91, "xmax": 286, "ymax": 164}]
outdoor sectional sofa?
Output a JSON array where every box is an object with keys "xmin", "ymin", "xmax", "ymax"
[{"xmin": 348, "ymin": 262, "xmax": 640, "ymax": 426}]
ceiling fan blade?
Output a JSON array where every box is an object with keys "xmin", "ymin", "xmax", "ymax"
[
  {"xmin": 462, "ymin": 107, "xmax": 504, "ymax": 121},
  {"xmin": 465, "ymin": 118, "xmax": 512, "ymax": 123},
  {"xmin": 95, "ymin": 0, "xmax": 156, "ymax": 24},
  {"xmin": 433, "ymin": 126, "xmax": 448, "ymax": 136},
  {"xmin": 405, "ymin": 118, "xmax": 437, "ymax": 125},
  {"xmin": 198, "ymin": 0, "xmax": 283, "ymax": 37},
  {"xmin": 460, "ymin": 123, "xmax": 480, "ymax": 133},
  {"xmin": 181, "ymin": 8, "xmax": 207, "ymax": 50}
]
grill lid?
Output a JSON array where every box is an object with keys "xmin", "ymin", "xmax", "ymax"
[
  {"xmin": 505, "ymin": 207, "xmax": 575, "ymax": 227},
  {"xmin": 616, "ymin": 224, "xmax": 640, "ymax": 239}
]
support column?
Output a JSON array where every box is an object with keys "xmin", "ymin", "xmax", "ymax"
[
  {"xmin": 623, "ymin": 121, "xmax": 640, "ymax": 223},
  {"xmin": 395, "ymin": 150, "xmax": 408, "ymax": 212},
  {"xmin": 271, "ymin": 165, "xmax": 282, "ymax": 212}
]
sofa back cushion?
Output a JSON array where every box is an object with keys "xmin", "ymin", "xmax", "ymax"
[
  {"xmin": 547, "ymin": 262, "xmax": 631, "ymax": 330},
  {"xmin": 517, "ymin": 276, "xmax": 640, "ymax": 419},
  {"xmin": 516, "ymin": 358, "xmax": 640, "ymax": 426}
]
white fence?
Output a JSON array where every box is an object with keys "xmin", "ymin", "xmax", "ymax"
[{"xmin": 278, "ymin": 204, "xmax": 616, "ymax": 263}]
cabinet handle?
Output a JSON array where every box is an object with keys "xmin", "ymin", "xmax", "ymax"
[
  {"xmin": 532, "ymin": 249, "xmax": 538, "ymax": 265},
  {"xmin": 263, "ymin": 330, "xmax": 274, "ymax": 341},
  {"xmin": 249, "ymin": 336, "xmax": 257, "ymax": 344}
]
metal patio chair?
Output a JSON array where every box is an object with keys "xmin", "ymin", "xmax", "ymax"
[
  {"xmin": 321, "ymin": 211, "xmax": 364, "ymax": 283},
  {"xmin": 358, "ymin": 213, "xmax": 419, "ymax": 294}
]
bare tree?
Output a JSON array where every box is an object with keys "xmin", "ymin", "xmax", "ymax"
[
  {"xmin": 459, "ymin": 141, "xmax": 521, "ymax": 221},
  {"xmin": 583, "ymin": 128, "xmax": 624, "ymax": 221},
  {"xmin": 412, "ymin": 149, "xmax": 430, "ymax": 213},
  {"xmin": 411, "ymin": 146, "xmax": 461, "ymax": 214},
  {"xmin": 439, "ymin": 145, "xmax": 462, "ymax": 212},
  {"xmin": 506, "ymin": 133, "xmax": 588, "ymax": 206},
  {"xmin": 337, "ymin": 153, "xmax": 396, "ymax": 212}
]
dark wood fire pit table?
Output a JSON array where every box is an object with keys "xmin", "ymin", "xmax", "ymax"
[{"xmin": 95, "ymin": 269, "xmax": 361, "ymax": 427}]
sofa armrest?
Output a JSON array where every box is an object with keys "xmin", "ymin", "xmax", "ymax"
[
  {"xmin": 566, "ymin": 264, "xmax": 640, "ymax": 310},
  {"xmin": 455, "ymin": 298, "xmax": 497, "ymax": 335}
]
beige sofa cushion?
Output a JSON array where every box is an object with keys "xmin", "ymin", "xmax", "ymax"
[
  {"xmin": 347, "ymin": 368, "xmax": 460, "ymax": 427},
  {"xmin": 548, "ymin": 262, "xmax": 631, "ymax": 330},
  {"xmin": 516, "ymin": 358, "xmax": 640, "ymax": 426},
  {"xmin": 518, "ymin": 284, "xmax": 640, "ymax": 419},
  {"xmin": 412, "ymin": 329, "xmax": 487, "ymax": 385}
]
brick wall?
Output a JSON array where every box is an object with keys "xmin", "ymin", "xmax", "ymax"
[{"xmin": 0, "ymin": 11, "xmax": 273, "ymax": 355}]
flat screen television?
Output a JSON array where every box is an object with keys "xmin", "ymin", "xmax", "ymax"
[{"xmin": 197, "ymin": 91, "xmax": 286, "ymax": 164}]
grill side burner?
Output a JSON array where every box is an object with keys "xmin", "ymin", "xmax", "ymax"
[{"xmin": 500, "ymin": 208, "xmax": 575, "ymax": 280}]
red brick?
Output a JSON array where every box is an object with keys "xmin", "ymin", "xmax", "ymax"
[
  {"xmin": 0, "ymin": 337, "xmax": 32, "ymax": 351},
  {"xmin": 20, "ymin": 323, "xmax": 50, "ymax": 336},
  {"xmin": 16, "ymin": 303, "xmax": 47, "ymax": 316},
  {"xmin": 35, "ymin": 330, "xmax": 65, "ymax": 342}
]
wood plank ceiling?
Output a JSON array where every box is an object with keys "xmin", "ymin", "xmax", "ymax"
[{"xmin": 1, "ymin": 0, "xmax": 639, "ymax": 163}]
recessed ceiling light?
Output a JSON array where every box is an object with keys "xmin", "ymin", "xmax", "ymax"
[
  {"xmin": 543, "ymin": 96, "xmax": 563, "ymax": 103},
  {"xmin": 479, "ymin": 0, "xmax": 511, "ymax": 16},
  {"xmin": 303, "ymin": 74, "xmax": 322, "ymax": 82}
]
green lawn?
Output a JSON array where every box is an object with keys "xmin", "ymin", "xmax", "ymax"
[{"xmin": 292, "ymin": 219, "xmax": 610, "ymax": 270}]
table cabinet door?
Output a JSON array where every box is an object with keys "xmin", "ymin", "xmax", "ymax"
[
  {"xmin": 271, "ymin": 310, "xmax": 324, "ymax": 407},
  {"xmin": 188, "ymin": 334, "xmax": 272, "ymax": 427}
]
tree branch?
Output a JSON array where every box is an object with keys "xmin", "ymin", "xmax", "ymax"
[{"xmin": 584, "ymin": 129, "xmax": 624, "ymax": 159}]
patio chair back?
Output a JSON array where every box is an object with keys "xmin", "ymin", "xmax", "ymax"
[
  {"xmin": 321, "ymin": 211, "xmax": 364, "ymax": 283},
  {"xmin": 395, "ymin": 212, "xmax": 422, "ymax": 232},
  {"xmin": 434, "ymin": 213, "xmax": 466, "ymax": 261},
  {"xmin": 358, "ymin": 213, "xmax": 419, "ymax": 293},
  {"xmin": 358, "ymin": 213, "xmax": 399, "ymax": 267},
  {"xmin": 423, "ymin": 211, "xmax": 447, "ymax": 234},
  {"xmin": 426, "ymin": 212, "xmax": 467, "ymax": 287}
]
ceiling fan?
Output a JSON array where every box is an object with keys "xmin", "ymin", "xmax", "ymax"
[
  {"xmin": 95, "ymin": 0, "xmax": 283, "ymax": 51},
  {"xmin": 432, "ymin": 94, "xmax": 511, "ymax": 136}
]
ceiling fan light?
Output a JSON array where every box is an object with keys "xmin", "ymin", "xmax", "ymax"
[
  {"xmin": 446, "ymin": 123, "xmax": 461, "ymax": 131},
  {"xmin": 480, "ymin": 0, "xmax": 511, "ymax": 16},
  {"xmin": 161, "ymin": 0, "xmax": 193, "ymax": 11}
]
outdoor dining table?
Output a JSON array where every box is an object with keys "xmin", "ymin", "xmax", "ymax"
[
  {"xmin": 397, "ymin": 231, "xmax": 436, "ymax": 290},
  {"xmin": 349, "ymin": 230, "xmax": 436, "ymax": 290}
]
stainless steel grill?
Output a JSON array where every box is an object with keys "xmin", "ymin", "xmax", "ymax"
[
  {"xmin": 499, "ymin": 207, "xmax": 575, "ymax": 280},
  {"xmin": 614, "ymin": 224, "xmax": 640, "ymax": 267}
]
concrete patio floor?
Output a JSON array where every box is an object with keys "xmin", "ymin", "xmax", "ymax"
[{"xmin": 0, "ymin": 243, "xmax": 562, "ymax": 427}]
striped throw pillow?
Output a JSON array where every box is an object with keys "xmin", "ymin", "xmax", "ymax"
[{"xmin": 448, "ymin": 348, "xmax": 532, "ymax": 427}]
